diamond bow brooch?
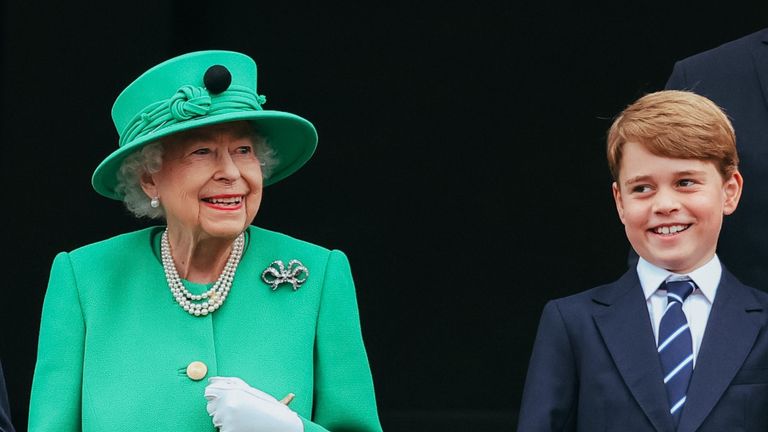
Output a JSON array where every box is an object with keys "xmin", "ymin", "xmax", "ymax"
[{"xmin": 261, "ymin": 259, "xmax": 309, "ymax": 291}]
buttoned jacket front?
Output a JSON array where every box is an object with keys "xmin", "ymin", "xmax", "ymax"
[
  {"xmin": 29, "ymin": 226, "xmax": 382, "ymax": 431},
  {"xmin": 517, "ymin": 268, "xmax": 768, "ymax": 432}
]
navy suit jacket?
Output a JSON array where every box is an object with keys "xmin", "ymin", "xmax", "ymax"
[
  {"xmin": 0, "ymin": 361, "xmax": 14, "ymax": 432},
  {"xmin": 517, "ymin": 268, "xmax": 768, "ymax": 431},
  {"xmin": 665, "ymin": 28, "xmax": 768, "ymax": 289}
]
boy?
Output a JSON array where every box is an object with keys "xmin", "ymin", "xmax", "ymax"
[{"xmin": 517, "ymin": 90, "xmax": 768, "ymax": 432}]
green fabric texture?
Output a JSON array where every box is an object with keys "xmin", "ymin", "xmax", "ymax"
[
  {"xmin": 91, "ymin": 50, "xmax": 318, "ymax": 200},
  {"xmin": 29, "ymin": 226, "xmax": 382, "ymax": 431}
]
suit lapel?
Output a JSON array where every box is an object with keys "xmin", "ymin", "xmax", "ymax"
[
  {"xmin": 750, "ymin": 29, "xmax": 768, "ymax": 111},
  {"xmin": 593, "ymin": 270, "xmax": 675, "ymax": 432},
  {"xmin": 677, "ymin": 270, "xmax": 763, "ymax": 432}
]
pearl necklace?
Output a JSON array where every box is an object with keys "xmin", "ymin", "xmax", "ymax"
[{"xmin": 161, "ymin": 229, "xmax": 245, "ymax": 316}]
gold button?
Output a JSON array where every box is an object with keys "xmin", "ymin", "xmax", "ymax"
[{"xmin": 186, "ymin": 361, "xmax": 208, "ymax": 381}]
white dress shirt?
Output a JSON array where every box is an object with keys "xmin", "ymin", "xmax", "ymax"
[{"xmin": 637, "ymin": 255, "xmax": 721, "ymax": 366}]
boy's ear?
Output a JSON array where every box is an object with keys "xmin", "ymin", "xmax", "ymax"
[
  {"xmin": 612, "ymin": 182, "xmax": 626, "ymax": 224},
  {"xmin": 722, "ymin": 171, "xmax": 743, "ymax": 215},
  {"xmin": 140, "ymin": 171, "xmax": 158, "ymax": 199}
]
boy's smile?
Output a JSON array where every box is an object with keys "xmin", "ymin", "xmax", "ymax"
[
  {"xmin": 652, "ymin": 224, "xmax": 690, "ymax": 235},
  {"xmin": 612, "ymin": 141, "xmax": 742, "ymax": 274}
]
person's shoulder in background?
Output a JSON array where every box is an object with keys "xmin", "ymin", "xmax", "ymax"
[
  {"xmin": 666, "ymin": 27, "xmax": 768, "ymax": 89},
  {"xmin": 0, "ymin": 361, "xmax": 15, "ymax": 432}
]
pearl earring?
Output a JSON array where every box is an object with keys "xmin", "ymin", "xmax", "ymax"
[{"xmin": 150, "ymin": 197, "xmax": 160, "ymax": 208}]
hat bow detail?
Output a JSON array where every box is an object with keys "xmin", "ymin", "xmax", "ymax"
[{"xmin": 169, "ymin": 85, "xmax": 212, "ymax": 120}]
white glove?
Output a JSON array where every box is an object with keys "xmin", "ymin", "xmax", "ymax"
[{"xmin": 205, "ymin": 377, "xmax": 303, "ymax": 432}]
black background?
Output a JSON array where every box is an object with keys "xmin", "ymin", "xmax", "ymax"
[{"xmin": 1, "ymin": 1, "xmax": 766, "ymax": 430}]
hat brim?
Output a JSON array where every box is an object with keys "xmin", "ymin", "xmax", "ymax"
[{"xmin": 91, "ymin": 110, "xmax": 318, "ymax": 200}]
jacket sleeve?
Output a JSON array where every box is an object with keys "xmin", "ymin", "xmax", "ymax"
[
  {"xmin": 0, "ymin": 361, "xmax": 15, "ymax": 432},
  {"xmin": 300, "ymin": 249, "xmax": 383, "ymax": 432},
  {"xmin": 28, "ymin": 252, "xmax": 85, "ymax": 431},
  {"xmin": 516, "ymin": 300, "xmax": 577, "ymax": 432}
]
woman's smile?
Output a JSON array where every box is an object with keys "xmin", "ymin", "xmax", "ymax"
[{"xmin": 202, "ymin": 194, "xmax": 245, "ymax": 211}]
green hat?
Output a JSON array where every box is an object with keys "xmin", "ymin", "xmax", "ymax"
[{"xmin": 92, "ymin": 50, "xmax": 318, "ymax": 199}]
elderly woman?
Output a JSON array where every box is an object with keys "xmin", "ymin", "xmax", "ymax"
[{"xmin": 28, "ymin": 51, "xmax": 382, "ymax": 431}]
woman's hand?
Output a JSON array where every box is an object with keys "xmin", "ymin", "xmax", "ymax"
[{"xmin": 205, "ymin": 377, "xmax": 303, "ymax": 432}]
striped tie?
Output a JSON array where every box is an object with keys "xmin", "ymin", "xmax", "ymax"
[{"xmin": 658, "ymin": 277, "xmax": 695, "ymax": 426}]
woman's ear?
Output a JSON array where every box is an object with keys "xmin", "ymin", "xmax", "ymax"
[
  {"xmin": 140, "ymin": 171, "xmax": 158, "ymax": 199},
  {"xmin": 723, "ymin": 170, "xmax": 743, "ymax": 215}
]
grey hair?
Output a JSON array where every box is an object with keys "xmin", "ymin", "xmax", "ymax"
[{"xmin": 115, "ymin": 131, "xmax": 277, "ymax": 219}]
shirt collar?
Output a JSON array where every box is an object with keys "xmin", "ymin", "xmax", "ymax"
[{"xmin": 637, "ymin": 255, "xmax": 721, "ymax": 303}]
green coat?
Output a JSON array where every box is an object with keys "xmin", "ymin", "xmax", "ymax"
[{"xmin": 29, "ymin": 226, "xmax": 383, "ymax": 431}]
